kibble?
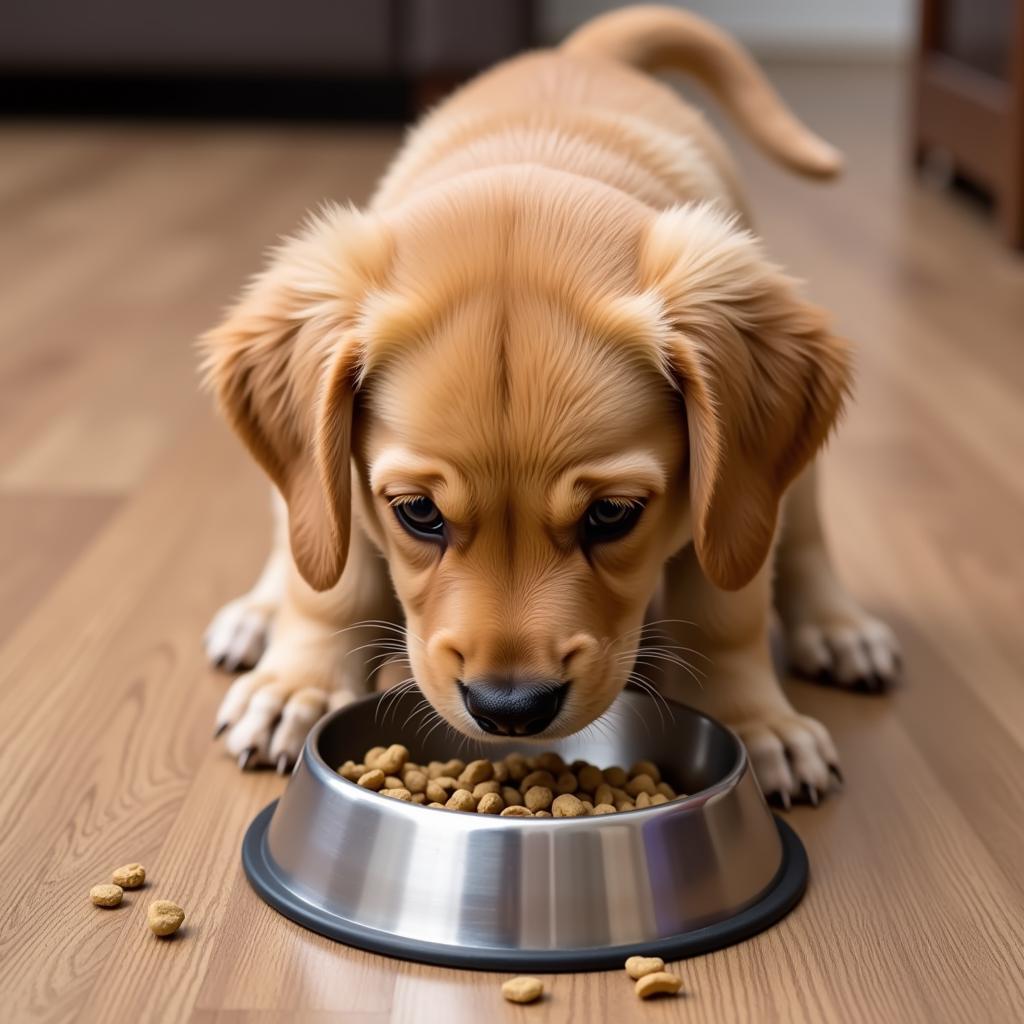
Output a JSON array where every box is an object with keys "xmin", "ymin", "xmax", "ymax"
[
  {"xmin": 635, "ymin": 971, "xmax": 683, "ymax": 999},
  {"xmin": 625, "ymin": 955, "xmax": 665, "ymax": 979},
  {"xmin": 357, "ymin": 769, "xmax": 385, "ymax": 791},
  {"xmin": 446, "ymin": 789, "xmax": 477, "ymax": 811},
  {"xmin": 148, "ymin": 899, "xmax": 185, "ymax": 937},
  {"xmin": 90, "ymin": 884, "xmax": 123, "ymax": 907},
  {"xmin": 552, "ymin": 793, "xmax": 586, "ymax": 818},
  {"xmin": 339, "ymin": 745, "xmax": 685, "ymax": 816},
  {"xmin": 477, "ymin": 792, "xmax": 504, "ymax": 814},
  {"xmin": 502, "ymin": 976, "xmax": 544, "ymax": 1003},
  {"xmin": 111, "ymin": 863, "xmax": 146, "ymax": 889},
  {"xmin": 459, "ymin": 759, "xmax": 493, "ymax": 786},
  {"xmin": 524, "ymin": 785, "xmax": 553, "ymax": 812}
]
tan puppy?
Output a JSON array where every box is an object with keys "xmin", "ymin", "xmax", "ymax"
[{"xmin": 202, "ymin": 6, "xmax": 899, "ymax": 804}]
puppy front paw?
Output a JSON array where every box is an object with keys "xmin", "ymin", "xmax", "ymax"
[
  {"xmin": 204, "ymin": 595, "xmax": 276, "ymax": 672},
  {"xmin": 732, "ymin": 712, "xmax": 840, "ymax": 808},
  {"xmin": 786, "ymin": 611, "xmax": 900, "ymax": 693},
  {"xmin": 214, "ymin": 669, "xmax": 331, "ymax": 773}
]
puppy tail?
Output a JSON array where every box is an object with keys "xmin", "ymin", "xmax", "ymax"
[{"xmin": 562, "ymin": 4, "xmax": 843, "ymax": 179}]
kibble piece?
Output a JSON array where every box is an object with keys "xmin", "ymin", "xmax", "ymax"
[
  {"xmin": 148, "ymin": 899, "xmax": 185, "ymax": 936},
  {"xmin": 404, "ymin": 769, "xmax": 428, "ymax": 794},
  {"xmin": 594, "ymin": 784, "xmax": 614, "ymax": 807},
  {"xmin": 364, "ymin": 746, "xmax": 386, "ymax": 769},
  {"xmin": 502, "ymin": 786, "xmax": 524, "ymax": 807},
  {"xmin": 502, "ymin": 976, "xmax": 544, "ymax": 1004},
  {"xmin": 552, "ymin": 793, "xmax": 586, "ymax": 818},
  {"xmin": 615, "ymin": 798, "xmax": 636, "ymax": 812},
  {"xmin": 504, "ymin": 754, "xmax": 528, "ymax": 782},
  {"xmin": 458, "ymin": 759, "xmax": 494, "ymax": 786},
  {"xmin": 382, "ymin": 787, "xmax": 413, "ymax": 801},
  {"xmin": 500, "ymin": 804, "xmax": 534, "ymax": 817},
  {"xmin": 472, "ymin": 780, "xmax": 501, "ymax": 799},
  {"xmin": 635, "ymin": 972, "xmax": 683, "ymax": 999},
  {"xmin": 650, "ymin": 794, "xmax": 669, "ymax": 805},
  {"xmin": 524, "ymin": 785, "xmax": 553, "ymax": 812},
  {"xmin": 625, "ymin": 955, "xmax": 665, "ymax": 979},
  {"xmin": 338, "ymin": 760, "xmax": 365, "ymax": 781},
  {"xmin": 432, "ymin": 775, "xmax": 459, "ymax": 793},
  {"xmin": 521, "ymin": 769, "xmax": 556, "ymax": 792},
  {"xmin": 593, "ymin": 803, "xmax": 617, "ymax": 815},
  {"xmin": 90, "ymin": 884, "xmax": 123, "ymax": 907},
  {"xmin": 635, "ymin": 791, "xmax": 652, "ymax": 809},
  {"xmin": 441, "ymin": 758, "xmax": 465, "ymax": 777},
  {"xmin": 555, "ymin": 771, "xmax": 578, "ymax": 794},
  {"xmin": 536, "ymin": 752, "xmax": 565, "ymax": 774},
  {"xmin": 580, "ymin": 800, "xmax": 594, "ymax": 814},
  {"xmin": 384, "ymin": 774, "xmax": 405, "ymax": 789},
  {"xmin": 534, "ymin": 810, "xmax": 552, "ymax": 818},
  {"xmin": 375, "ymin": 744, "xmax": 410, "ymax": 775},
  {"xmin": 428, "ymin": 801, "xmax": 446, "ymax": 808},
  {"xmin": 477, "ymin": 792, "xmax": 504, "ymax": 814},
  {"xmin": 610, "ymin": 786, "xmax": 630, "ymax": 803},
  {"xmin": 629, "ymin": 760, "xmax": 662, "ymax": 784},
  {"xmin": 426, "ymin": 780, "xmax": 450, "ymax": 804},
  {"xmin": 427, "ymin": 760, "xmax": 446, "ymax": 778},
  {"xmin": 491, "ymin": 761, "xmax": 509, "ymax": 783},
  {"xmin": 112, "ymin": 863, "xmax": 146, "ymax": 889},
  {"xmin": 656, "ymin": 781, "xmax": 677, "ymax": 799},
  {"xmin": 603, "ymin": 765, "xmax": 628, "ymax": 787},
  {"xmin": 357, "ymin": 769, "xmax": 386, "ymax": 791},
  {"xmin": 576, "ymin": 764, "xmax": 604, "ymax": 793},
  {"xmin": 625, "ymin": 774, "xmax": 657, "ymax": 798},
  {"xmin": 446, "ymin": 789, "xmax": 477, "ymax": 812}
]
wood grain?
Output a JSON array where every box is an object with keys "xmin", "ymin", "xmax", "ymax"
[{"xmin": 1, "ymin": 66, "xmax": 1022, "ymax": 1024}]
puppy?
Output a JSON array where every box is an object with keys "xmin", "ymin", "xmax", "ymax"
[{"xmin": 201, "ymin": 5, "xmax": 899, "ymax": 804}]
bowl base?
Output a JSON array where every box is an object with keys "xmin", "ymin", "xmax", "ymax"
[{"xmin": 242, "ymin": 801, "xmax": 808, "ymax": 972}]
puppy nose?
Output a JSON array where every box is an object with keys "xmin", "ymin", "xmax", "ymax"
[{"xmin": 459, "ymin": 679, "xmax": 567, "ymax": 736}]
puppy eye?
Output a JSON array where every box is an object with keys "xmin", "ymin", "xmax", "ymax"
[
  {"xmin": 392, "ymin": 496, "xmax": 446, "ymax": 541},
  {"xmin": 583, "ymin": 498, "xmax": 646, "ymax": 544}
]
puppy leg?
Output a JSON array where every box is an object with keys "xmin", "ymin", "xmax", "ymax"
[
  {"xmin": 214, "ymin": 518, "xmax": 405, "ymax": 772},
  {"xmin": 205, "ymin": 489, "xmax": 288, "ymax": 672},
  {"xmin": 775, "ymin": 461, "xmax": 901, "ymax": 692},
  {"xmin": 655, "ymin": 548, "xmax": 839, "ymax": 806}
]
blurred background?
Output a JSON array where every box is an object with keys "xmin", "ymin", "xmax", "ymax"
[{"xmin": 1, "ymin": 4, "xmax": 1022, "ymax": 1021}]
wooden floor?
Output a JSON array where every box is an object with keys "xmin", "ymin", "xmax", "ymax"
[{"xmin": 1, "ymin": 65, "xmax": 1023, "ymax": 1024}]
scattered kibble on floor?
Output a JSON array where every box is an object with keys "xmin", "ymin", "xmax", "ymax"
[
  {"xmin": 111, "ymin": 863, "xmax": 146, "ymax": 889},
  {"xmin": 625, "ymin": 955, "xmax": 665, "ymax": 979},
  {"xmin": 501, "ymin": 976, "xmax": 544, "ymax": 1004},
  {"xmin": 90, "ymin": 883, "xmax": 123, "ymax": 907},
  {"xmin": 338, "ymin": 746, "xmax": 684, "ymax": 817},
  {"xmin": 148, "ymin": 899, "xmax": 185, "ymax": 937},
  {"xmin": 635, "ymin": 972, "xmax": 684, "ymax": 999}
]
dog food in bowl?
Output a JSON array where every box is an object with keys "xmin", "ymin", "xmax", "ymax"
[{"xmin": 337, "ymin": 745, "xmax": 682, "ymax": 816}]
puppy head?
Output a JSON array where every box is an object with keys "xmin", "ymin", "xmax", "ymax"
[{"xmin": 202, "ymin": 181, "xmax": 850, "ymax": 739}]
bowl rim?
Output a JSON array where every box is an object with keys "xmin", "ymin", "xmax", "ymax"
[{"xmin": 302, "ymin": 689, "xmax": 751, "ymax": 826}]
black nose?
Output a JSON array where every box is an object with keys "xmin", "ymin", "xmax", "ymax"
[{"xmin": 459, "ymin": 679, "xmax": 567, "ymax": 736}]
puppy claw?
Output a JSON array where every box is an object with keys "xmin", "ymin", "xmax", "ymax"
[
  {"xmin": 276, "ymin": 753, "xmax": 292, "ymax": 776},
  {"xmin": 829, "ymin": 763, "xmax": 845, "ymax": 786},
  {"xmin": 801, "ymin": 783, "xmax": 820, "ymax": 807},
  {"xmin": 238, "ymin": 747, "xmax": 258, "ymax": 771},
  {"xmin": 768, "ymin": 789, "xmax": 791, "ymax": 811},
  {"xmin": 213, "ymin": 722, "xmax": 229, "ymax": 740}
]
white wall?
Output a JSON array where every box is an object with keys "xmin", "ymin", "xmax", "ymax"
[{"xmin": 540, "ymin": 1, "xmax": 914, "ymax": 59}]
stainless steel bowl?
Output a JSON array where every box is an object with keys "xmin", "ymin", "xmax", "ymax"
[{"xmin": 243, "ymin": 688, "xmax": 807, "ymax": 970}]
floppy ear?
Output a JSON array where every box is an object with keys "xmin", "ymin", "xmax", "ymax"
[
  {"xmin": 641, "ymin": 203, "xmax": 853, "ymax": 590},
  {"xmin": 199, "ymin": 204, "xmax": 390, "ymax": 591}
]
